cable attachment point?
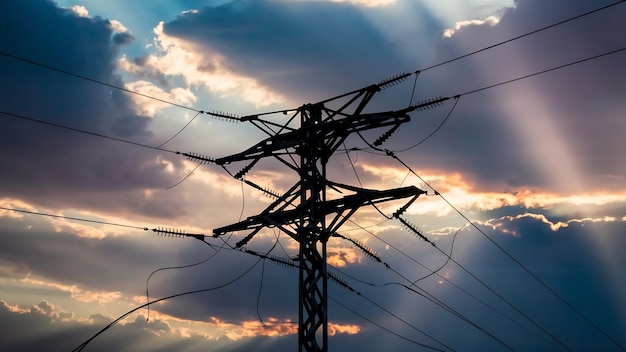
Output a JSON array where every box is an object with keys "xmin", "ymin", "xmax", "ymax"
[
  {"xmin": 182, "ymin": 152, "xmax": 215, "ymax": 164},
  {"xmin": 333, "ymin": 233, "xmax": 381, "ymax": 263},
  {"xmin": 373, "ymin": 123, "xmax": 401, "ymax": 147},
  {"xmin": 396, "ymin": 216, "xmax": 435, "ymax": 246},
  {"xmin": 376, "ymin": 72, "xmax": 412, "ymax": 89},
  {"xmin": 206, "ymin": 110, "xmax": 241, "ymax": 122}
]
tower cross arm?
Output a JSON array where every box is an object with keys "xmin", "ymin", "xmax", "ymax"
[
  {"xmin": 212, "ymin": 184, "xmax": 425, "ymax": 239},
  {"xmin": 214, "ymin": 109, "xmax": 411, "ymax": 165}
]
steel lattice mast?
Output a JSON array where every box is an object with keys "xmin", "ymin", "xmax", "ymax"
[{"xmin": 211, "ymin": 74, "xmax": 445, "ymax": 351}]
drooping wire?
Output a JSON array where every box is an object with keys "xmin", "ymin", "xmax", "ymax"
[
  {"xmin": 72, "ymin": 258, "xmax": 262, "ymax": 352},
  {"xmin": 256, "ymin": 258, "xmax": 268, "ymax": 326},
  {"xmin": 395, "ymin": 95, "xmax": 460, "ymax": 153},
  {"xmin": 411, "ymin": 228, "xmax": 460, "ymax": 284},
  {"xmin": 146, "ymin": 178, "xmax": 248, "ymax": 320},
  {"xmin": 408, "ymin": 70, "xmax": 421, "ymax": 106},
  {"xmin": 145, "ymin": 237, "xmax": 216, "ymax": 321},
  {"xmin": 157, "ymin": 111, "xmax": 201, "ymax": 148},
  {"xmin": 164, "ymin": 163, "xmax": 202, "ymax": 190}
]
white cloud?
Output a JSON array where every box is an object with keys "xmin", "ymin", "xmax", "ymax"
[
  {"xmin": 121, "ymin": 78, "xmax": 197, "ymax": 117},
  {"xmin": 119, "ymin": 22, "xmax": 285, "ymax": 108},
  {"xmin": 443, "ymin": 15, "xmax": 501, "ymax": 37},
  {"xmin": 109, "ymin": 19, "xmax": 129, "ymax": 33},
  {"xmin": 329, "ymin": 0, "xmax": 394, "ymax": 7},
  {"xmin": 69, "ymin": 5, "xmax": 89, "ymax": 18}
]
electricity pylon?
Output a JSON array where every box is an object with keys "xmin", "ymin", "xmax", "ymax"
[{"xmin": 210, "ymin": 74, "xmax": 446, "ymax": 352}]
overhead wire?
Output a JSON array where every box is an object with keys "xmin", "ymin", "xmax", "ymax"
[
  {"xmin": 4, "ymin": 3, "xmax": 626, "ymax": 350},
  {"xmin": 0, "ymin": 206, "xmax": 148, "ymax": 231},
  {"xmin": 0, "ymin": 51, "xmax": 202, "ymax": 114},
  {"xmin": 418, "ymin": 0, "xmax": 626, "ymax": 72},
  {"xmin": 383, "ymin": 151, "xmax": 624, "ymax": 350},
  {"xmin": 329, "ymin": 296, "xmax": 447, "ymax": 352},
  {"xmin": 72, "ymin": 257, "xmax": 263, "ymax": 352},
  {"xmin": 333, "ymin": 221, "xmax": 545, "ymax": 350},
  {"xmin": 0, "ymin": 110, "xmax": 178, "ymax": 155},
  {"xmin": 157, "ymin": 111, "xmax": 201, "ymax": 148}
]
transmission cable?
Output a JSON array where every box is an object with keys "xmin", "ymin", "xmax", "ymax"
[
  {"xmin": 342, "ymin": 218, "xmax": 548, "ymax": 345},
  {"xmin": 72, "ymin": 257, "xmax": 262, "ymax": 352},
  {"xmin": 0, "ymin": 51, "xmax": 202, "ymax": 114},
  {"xmin": 329, "ymin": 296, "xmax": 448, "ymax": 352},
  {"xmin": 396, "ymin": 96, "xmax": 460, "ymax": 153},
  {"xmin": 0, "ymin": 206, "xmax": 148, "ymax": 231},
  {"xmin": 385, "ymin": 152, "xmax": 625, "ymax": 350},
  {"xmin": 157, "ymin": 111, "xmax": 201, "ymax": 148},
  {"xmin": 419, "ymin": 0, "xmax": 626, "ymax": 72},
  {"xmin": 457, "ymin": 47, "xmax": 626, "ymax": 97},
  {"xmin": 0, "ymin": 110, "xmax": 178, "ymax": 155}
]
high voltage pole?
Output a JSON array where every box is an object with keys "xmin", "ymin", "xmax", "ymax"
[{"xmin": 211, "ymin": 73, "xmax": 446, "ymax": 351}]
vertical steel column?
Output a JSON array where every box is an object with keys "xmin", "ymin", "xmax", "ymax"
[{"xmin": 298, "ymin": 105, "xmax": 328, "ymax": 352}]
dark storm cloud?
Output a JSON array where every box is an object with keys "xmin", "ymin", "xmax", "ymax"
[
  {"xmin": 0, "ymin": 0, "xmax": 186, "ymax": 217},
  {"xmin": 163, "ymin": 0, "xmax": 440, "ymax": 102},
  {"xmin": 162, "ymin": 0, "xmax": 626, "ymax": 193}
]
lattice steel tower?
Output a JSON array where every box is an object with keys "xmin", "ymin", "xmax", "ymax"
[{"xmin": 211, "ymin": 74, "xmax": 443, "ymax": 351}]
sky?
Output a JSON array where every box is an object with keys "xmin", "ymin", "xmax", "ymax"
[{"xmin": 0, "ymin": 0, "xmax": 625, "ymax": 351}]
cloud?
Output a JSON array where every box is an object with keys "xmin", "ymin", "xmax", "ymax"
[
  {"xmin": 0, "ymin": 0, "xmax": 189, "ymax": 218},
  {"xmin": 442, "ymin": 15, "xmax": 501, "ymax": 37},
  {"xmin": 119, "ymin": 21, "xmax": 285, "ymax": 108}
]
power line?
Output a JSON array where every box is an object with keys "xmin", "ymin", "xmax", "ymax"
[
  {"xmin": 0, "ymin": 110, "xmax": 178, "ymax": 155},
  {"xmin": 419, "ymin": 0, "xmax": 626, "ymax": 72},
  {"xmin": 72, "ymin": 258, "xmax": 263, "ymax": 352},
  {"xmin": 342, "ymin": 218, "xmax": 551, "ymax": 347},
  {"xmin": 330, "ymin": 296, "xmax": 447, "ymax": 351},
  {"xmin": 0, "ymin": 206, "xmax": 148, "ymax": 231},
  {"xmin": 457, "ymin": 47, "xmax": 626, "ymax": 97},
  {"xmin": 384, "ymin": 152, "xmax": 626, "ymax": 351},
  {"xmin": 0, "ymin": 51, "xmax": 202, "ymax": 114},
  {"xmin": 2, "ymin": 0, "xmax": 622, "ymax": 123}
]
